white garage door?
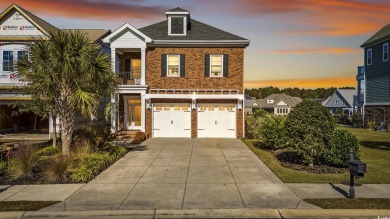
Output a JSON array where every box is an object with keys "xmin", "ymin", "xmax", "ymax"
[
  {"xmin": 153, "ymin": 103, "xmax": 191, "ymax": 138},
  {"xmin": 197, "ymin": 104, "xmax": 236, "ymax": 138}
]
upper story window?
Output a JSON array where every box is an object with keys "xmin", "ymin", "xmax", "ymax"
[
  {"xmin": 168, "ymin": 16, "xmax": 186, "ymax": 36},
  {"xmin": 335, "ymin": 99, "xmax": 340, "ymax": 105},
  {"xmin": 210, "ymin": 55, "xmax": 223, "ymax": 77},
  {"xmin": 383, "ymin": 43, "xmax": 389, "ymax": 61},
  {"xmin": 367, "ymin": 48, "xmax": 372, "ymax": 65},
  {"xmin": 2, "ymin": 51, "xmax": 14, "ymax": 72},
  {"xmin": 167, "ymin": 55, "xmax": 180, "ymax": 77}
]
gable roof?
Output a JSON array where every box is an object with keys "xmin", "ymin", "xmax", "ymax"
[
  {"xmin": 336, "ymin": 89, "xmax": 356, "ymax": 107},
  {"xmin": 244, "ymin": 99, "xmax": 257, "ymax": 107},
  {"xmin": 103, "ymin": 23, "xmax": 152, "ymax": 44},
  {"xmin": 0, "ymin": 4, "xmax": 58, "ymax": 36},
  {"xmin": 166, "ymin": 7, "xmax": 189, "ymax": 13},
  {"xmin": 257, "ymin": 94, "xmax": 302, "ymax": 108},
  {"xmin": 361, "ymin": 24, "xmax": 390, "ymax": 47},
  {"xmin": 138, "ymin": 19, "xmax": 249, "ymax": 42}
]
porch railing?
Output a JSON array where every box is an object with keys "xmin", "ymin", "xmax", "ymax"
[{"xmin": 117, "ymin": 72, "xmax": 141, "ymax": 85}]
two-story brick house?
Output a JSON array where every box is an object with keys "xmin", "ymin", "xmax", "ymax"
[
  {"xmin": 103, "ymin": 8, "xmax": 250, "ymax": 138},
  {"xmin": 361, "ymin": 24, "xmax": 390, "ymax": 127}
]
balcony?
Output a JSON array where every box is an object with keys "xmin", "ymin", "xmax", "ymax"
[{"xmin": 117, "ymin": 72, "xmax": 141, "ymax": 85}]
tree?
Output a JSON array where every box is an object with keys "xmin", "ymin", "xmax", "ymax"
[
  {"xmin": 285, "ymin": 100, "xmax": 335, "ymax": 166},
  {"xmin": 17, "ymin": 31, "xmax": 117, "ymax": 157}
]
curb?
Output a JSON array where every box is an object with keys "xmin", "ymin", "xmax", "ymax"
[{"xmin": 0, "ymin": 209, "xmax": 389, "ymax": 218}]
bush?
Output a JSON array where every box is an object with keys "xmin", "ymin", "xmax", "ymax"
[
  {"xmin": 261, "ymin": 115, "xmax": 288, "ymax": 149},
  {"xmin": 253, "ymin": 108, "xmax": 268, "ymax": 118},
  {"xmin": 245, "ymin": 115, "xmax": 263, "ymax": 139},
  {"xmin": 73, "ymin": 124, "xmax": 111, "ymax": 149},
  {"xmin": 352, "ymin": 110, "xmax": 364, "ymax": 128},
  {"xmin": 72, "ymin": 142, "xmax": 93, "ymax": 163},
  {"xmin": 71, "ymin": 152, "xmax": 111, "ymax": 182},
  {"xmin": 37, "ymin": 146, "xmax": 61, "ymax": 156},
  {"xmin": 285, "ymin": 100, "xmax": 335, "ymax": 166},
  {"xmin": 45, "ymin": 156, "xmax": 72, "ymax": 182},
  {"xmin": 325, "ymin": 129, "xmax": 360, "ymax": 167},
  {"xmin": 108, "ymin": 146, "xmax": 127, "ymax": 161},
  {"xmin": 9, "ymin": 145, "xmax": 40, "ymax": 178},
  {"xmin": 0, "ymin": 161, "xmax": 6, "ymax": 176},
  {"xmin": 133, "ymin": 131, "xmax": 146, "ymax": 144},
  {"xmin": 367, "ymin": 121, "xmax": 376, "ymax": 130}
]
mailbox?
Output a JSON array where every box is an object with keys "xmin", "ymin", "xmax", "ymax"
[{"xmin": 349, "ymin": 160, "xmax": 366, "ymax": 177}]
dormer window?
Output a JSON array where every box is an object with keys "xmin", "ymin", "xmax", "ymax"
[
  {"xmin": 171, "ymin": 17, "xmax": 184, "ymax": 34},
  {"xmin": 267, "ymin": 100, "xmax": 274, "ymax": 104},
  {"xmin": 166, "ymin": 7, "xmax": 190, "ymax": 36}
]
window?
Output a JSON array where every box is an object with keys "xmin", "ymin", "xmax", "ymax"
[
  {"xmin": 17, "ymin": 51, "xmax": 27, "ymax": 61},
  {"xmin": 335, "ymin": 100, "xmax": 340, "ymax": 105},
  {"xmin": 171, "ymin": 17, "xmax": 184, "ymax": 34},
  {"xmin": 210, "ymin": 55, "xmax": 223, "ymax": 77},
  {"xmin": 2, "ymin": 51, "xmax": 14, "ymax": 72},
  {"xmin": 367, "ymin": 49, "xmax": 372, "ymax": 65},
  {"xmin": 227, "ymin": 105, "xmax": 235, "ymax": 111},
  {"xmin": 167, "ymin": 55, "xmax": 180, "ymax": 77},
  {"xmin": 384, "ymin": 43, "xmax": 389, "ymax": 61}
]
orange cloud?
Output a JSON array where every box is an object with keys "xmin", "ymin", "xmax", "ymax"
[
  {"xmin": 245, "ymin": 76, "xmax": 356, "ymax": 89},
  {"xmin": 273, "ymin": 48, "xmax": 360, "ymax": 55},
  {"xmin": 0, "ymin": 0, "xmax": 167, "ymax": 21},
  {"xmin": 201, "ymin": 0, "xmax": 390, "ymax": 37}
]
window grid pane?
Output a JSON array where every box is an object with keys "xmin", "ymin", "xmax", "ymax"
[
  {"xmin": 167, "ymin": 55, "xmax": 180, "ymax": 76},
  {"xmin": 2, "ymin": 51, "xmax": 14, "ymax": 72},
  {"xmin": 210, "ymin": 55, "xmax": 223, "ymax": 77}
]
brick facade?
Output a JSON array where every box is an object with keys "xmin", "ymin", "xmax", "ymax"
[
  {"xmin": 145, "ymin": 98, "xmax": 243, "ymax": 138},
  {"xmin": 145, "ymin": 48, "xmax": 244, "ymax": 93}
]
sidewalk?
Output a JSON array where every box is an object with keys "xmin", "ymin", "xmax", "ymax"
[{"xmin": 1, "ymin": 209, "xmax": 390, "ymax": 219}]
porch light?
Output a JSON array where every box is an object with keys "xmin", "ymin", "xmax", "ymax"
[
  {"xmin": 192, "ymin": 99, "xmax": 196, "ymax": 110},
  {"xmin": 146, "ymin": 98, "xmax": 151, "ymax": 110},
  {"xmin": 238, "ymin": 99, "xmax": 243, "ymax": 110}
]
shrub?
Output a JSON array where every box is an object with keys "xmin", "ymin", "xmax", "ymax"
[
  {"xmin": 261, "ymin": 115, "xmax": 288, "ymax": 149},
  {"xmin": 37, "ymin": 146, "xmax": 61, "ymax": 156},
  {"xmin": 245, "ymin": 115, "xmax": 264, "ymax": 139},
  {"xmin": 285, "ymin": 100, "xmax": 335, "ymax": 166},
  {"xmin": 133, "ymin": 131, "xmax": 146, "ymax": 144},
  {"xmin": 253, "ymin": 108, "xmax": 268, "ymax": 118},
  {"xmin": 72, "ymin": 142, "xmax": 92, "ymax": 163},
  {"xmin": 9, "ymin": 145, "xmax": 40, "ymax": 178},
  {"xmin": 71, "ymin": 152, "xmax": 111, "ymax": 182},
  {"xmin": 73, "ymin": 124, "xmax": 111, "ymax": 149},
  {"xmin": 108, "ymin": 146, "xmax": 127, "ymax": 161},
  {"xmin": 45, "ymin": 156, "xmax": 72, "ymax": 183},
  {"xmin": 352, "ymin": 110, "xmax": 364, "ymax": 128},
  {"xmin": 367, "ymin": 121, "xmax": 376, "ymax": 130},
  {"xmin": 325, "ymin": 129, "xmax": 360, "ymax": 167},
  {"xmin": 0, "ymin": 161, "xmax": 6, "ymax": 176}
]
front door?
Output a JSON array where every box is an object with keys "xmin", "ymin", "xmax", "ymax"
[{"xmin": 126, "ymin": 98, "xmax": 141, "ymax": 130}]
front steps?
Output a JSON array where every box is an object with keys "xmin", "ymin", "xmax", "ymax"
[{"xmin": 116, "ymin": 130, "xmax": 138, "ymax": 140}]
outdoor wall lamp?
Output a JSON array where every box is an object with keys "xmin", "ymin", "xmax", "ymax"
[
  {"xmin": 238, "ymin": 99, "xmax": 243, "ymax": 110},
  {"xmin": 146, "ymin": 98, "xmax": 151, "ymax": 110}
]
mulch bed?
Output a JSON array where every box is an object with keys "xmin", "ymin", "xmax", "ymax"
[
  {"xmin": 0, "ymin": 201, "xmax": 60, "ymax": 211},
  {"xmin": 254, "ymin": 142, "xmax": 348, "ymax": 174}
]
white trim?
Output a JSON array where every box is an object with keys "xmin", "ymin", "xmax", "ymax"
[
  {"xmin": 209, "ymin": 54, "xmax": 223, "ymax": 78},
  {"xmin": 168, "ymin": 16, "xmax": 187, "ymax": 36},
  {"xmin": 383, "ymin": 43, "xmax": 389, "ymax": 62},
  {"xmin": 103, "ymin": 23, "xmax": 152, "ymax": 43},
  {"xmin": 165, "ymin": 11, "xmax": 190, "ymax": 15},
  {"xmin": 123, "ymin": 96, "xmax": 142, "ymax": 130},
  {"xmin": 167, "ymin": 54, "xmax": 181, "ymax": 77},
  {"xmin": 367, "ymin": 48, "xmax": 372, "ymax": 65},
  {"xmin": 365, "ymin": 102, "xmax": 390, "ymax": 106},
  {"xmin": 146, "ymin": 93, "xmax": 244, "ymax": 100},
  {"xmin": 141, "ymin": 48, "xmax": 146, "ymax": 85},
  {"xmin": 152, "ymin": 40, "xmax": 250, "ymax": 45}
]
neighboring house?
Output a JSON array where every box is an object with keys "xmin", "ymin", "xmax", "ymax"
[
  {"xmin": 355, "ymin": 66, "xmax": 365, "ymax": 113},
  {"xmin": 103, "ymin": 8, "xmax": 250, "ymax": 138},
  {"xmin": 256, "ymin": 94, "xmax": 302, "ymax": 115},
  {"xmin": 244, "ymin": 95, "xmax": 258, "ymax": 115},
  {"xmin": 361, "ymin": 25, "xmax": 390, "ymax": 127},
  {"xmin": 322, "ymin": 89, "xmax": 356, "ymax": 117},
  {"xmin": 0, "ymin": 4, "xmax": 110, "ymax": 133}
]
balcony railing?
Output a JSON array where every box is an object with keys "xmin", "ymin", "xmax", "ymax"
[{"xmin": 117, "ymin": 72, "xmax": 141, "ymax": 85}]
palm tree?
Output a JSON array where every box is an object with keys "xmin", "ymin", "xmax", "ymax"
[{"xmin": 17, "ymin": 31, "xmax": 117, "ymax": 157}]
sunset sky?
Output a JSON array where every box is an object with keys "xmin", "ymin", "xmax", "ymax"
[{"xmin": 1, "ymin": 0, "xmax": 389, "ymax": 89}]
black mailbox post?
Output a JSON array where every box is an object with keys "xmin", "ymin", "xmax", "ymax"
[{"xmin": 348, "ymin": 149, "xmax": 367, "ymax": 199}]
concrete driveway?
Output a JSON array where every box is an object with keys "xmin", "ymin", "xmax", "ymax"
[{"xmin": 45, "ymin": 138, "xmax": 304, "ymax": 211}]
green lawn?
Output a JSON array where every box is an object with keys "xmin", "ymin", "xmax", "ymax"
[
  {"xmin": 243, "ymin": 127, "xmax": 390, "ymax": 184},
  {"xmin": 304, "ymin": 198, "xmax": 390, "ymax": 209}
]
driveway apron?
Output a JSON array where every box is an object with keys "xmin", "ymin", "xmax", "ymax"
[{"xmin": 58, "ymin": 138, "xmax": 301, "ymax": 210}]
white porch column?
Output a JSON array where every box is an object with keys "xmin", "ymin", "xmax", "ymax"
[
  {"xmin": 141, "ymin": 93, "xmax": 146, "ymax": 132},
  {"xmin": 110, "ymin": 94, "xmax": 117, "ymax": 133},
  {"xmin": 111, "ymin": 48, "xmax": 116, "ymax": 73},
  {"xmin": 141, "ymin": 48, "xmax": 146, "ymax": 85}
]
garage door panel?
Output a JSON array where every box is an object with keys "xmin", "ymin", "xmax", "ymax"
[
  {"xmin": 197, "ymin": 104, "xmax": 236, "ymax": 138},
  {"xmin": 153, "ymin": 104, "xmax": 191, "ymax": 138}
]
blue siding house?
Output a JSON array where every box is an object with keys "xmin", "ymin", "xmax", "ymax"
[{"xmin": 322, "ymin": 89, "xmax": 356, "ymax": 117}]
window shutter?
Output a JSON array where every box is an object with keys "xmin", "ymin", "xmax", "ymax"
[
  {"xmin": 223, "ymin": 54, "xmax": 229, "ymax": 78},
  {"xmin": 161, "ymin": 54, "xmax": 167, "ymax": 77},
  {"xmin": 205, "ymin": 54, "xmax": 210, "ymax": 77},
  {"xmin": 180, "ymin": 54, "xmax": 185, "ymax": 77}
]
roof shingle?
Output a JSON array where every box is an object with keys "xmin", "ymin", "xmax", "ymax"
[{"xmin": 361, "ymin": 24, "xmax": 390, "ymax": 47}]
